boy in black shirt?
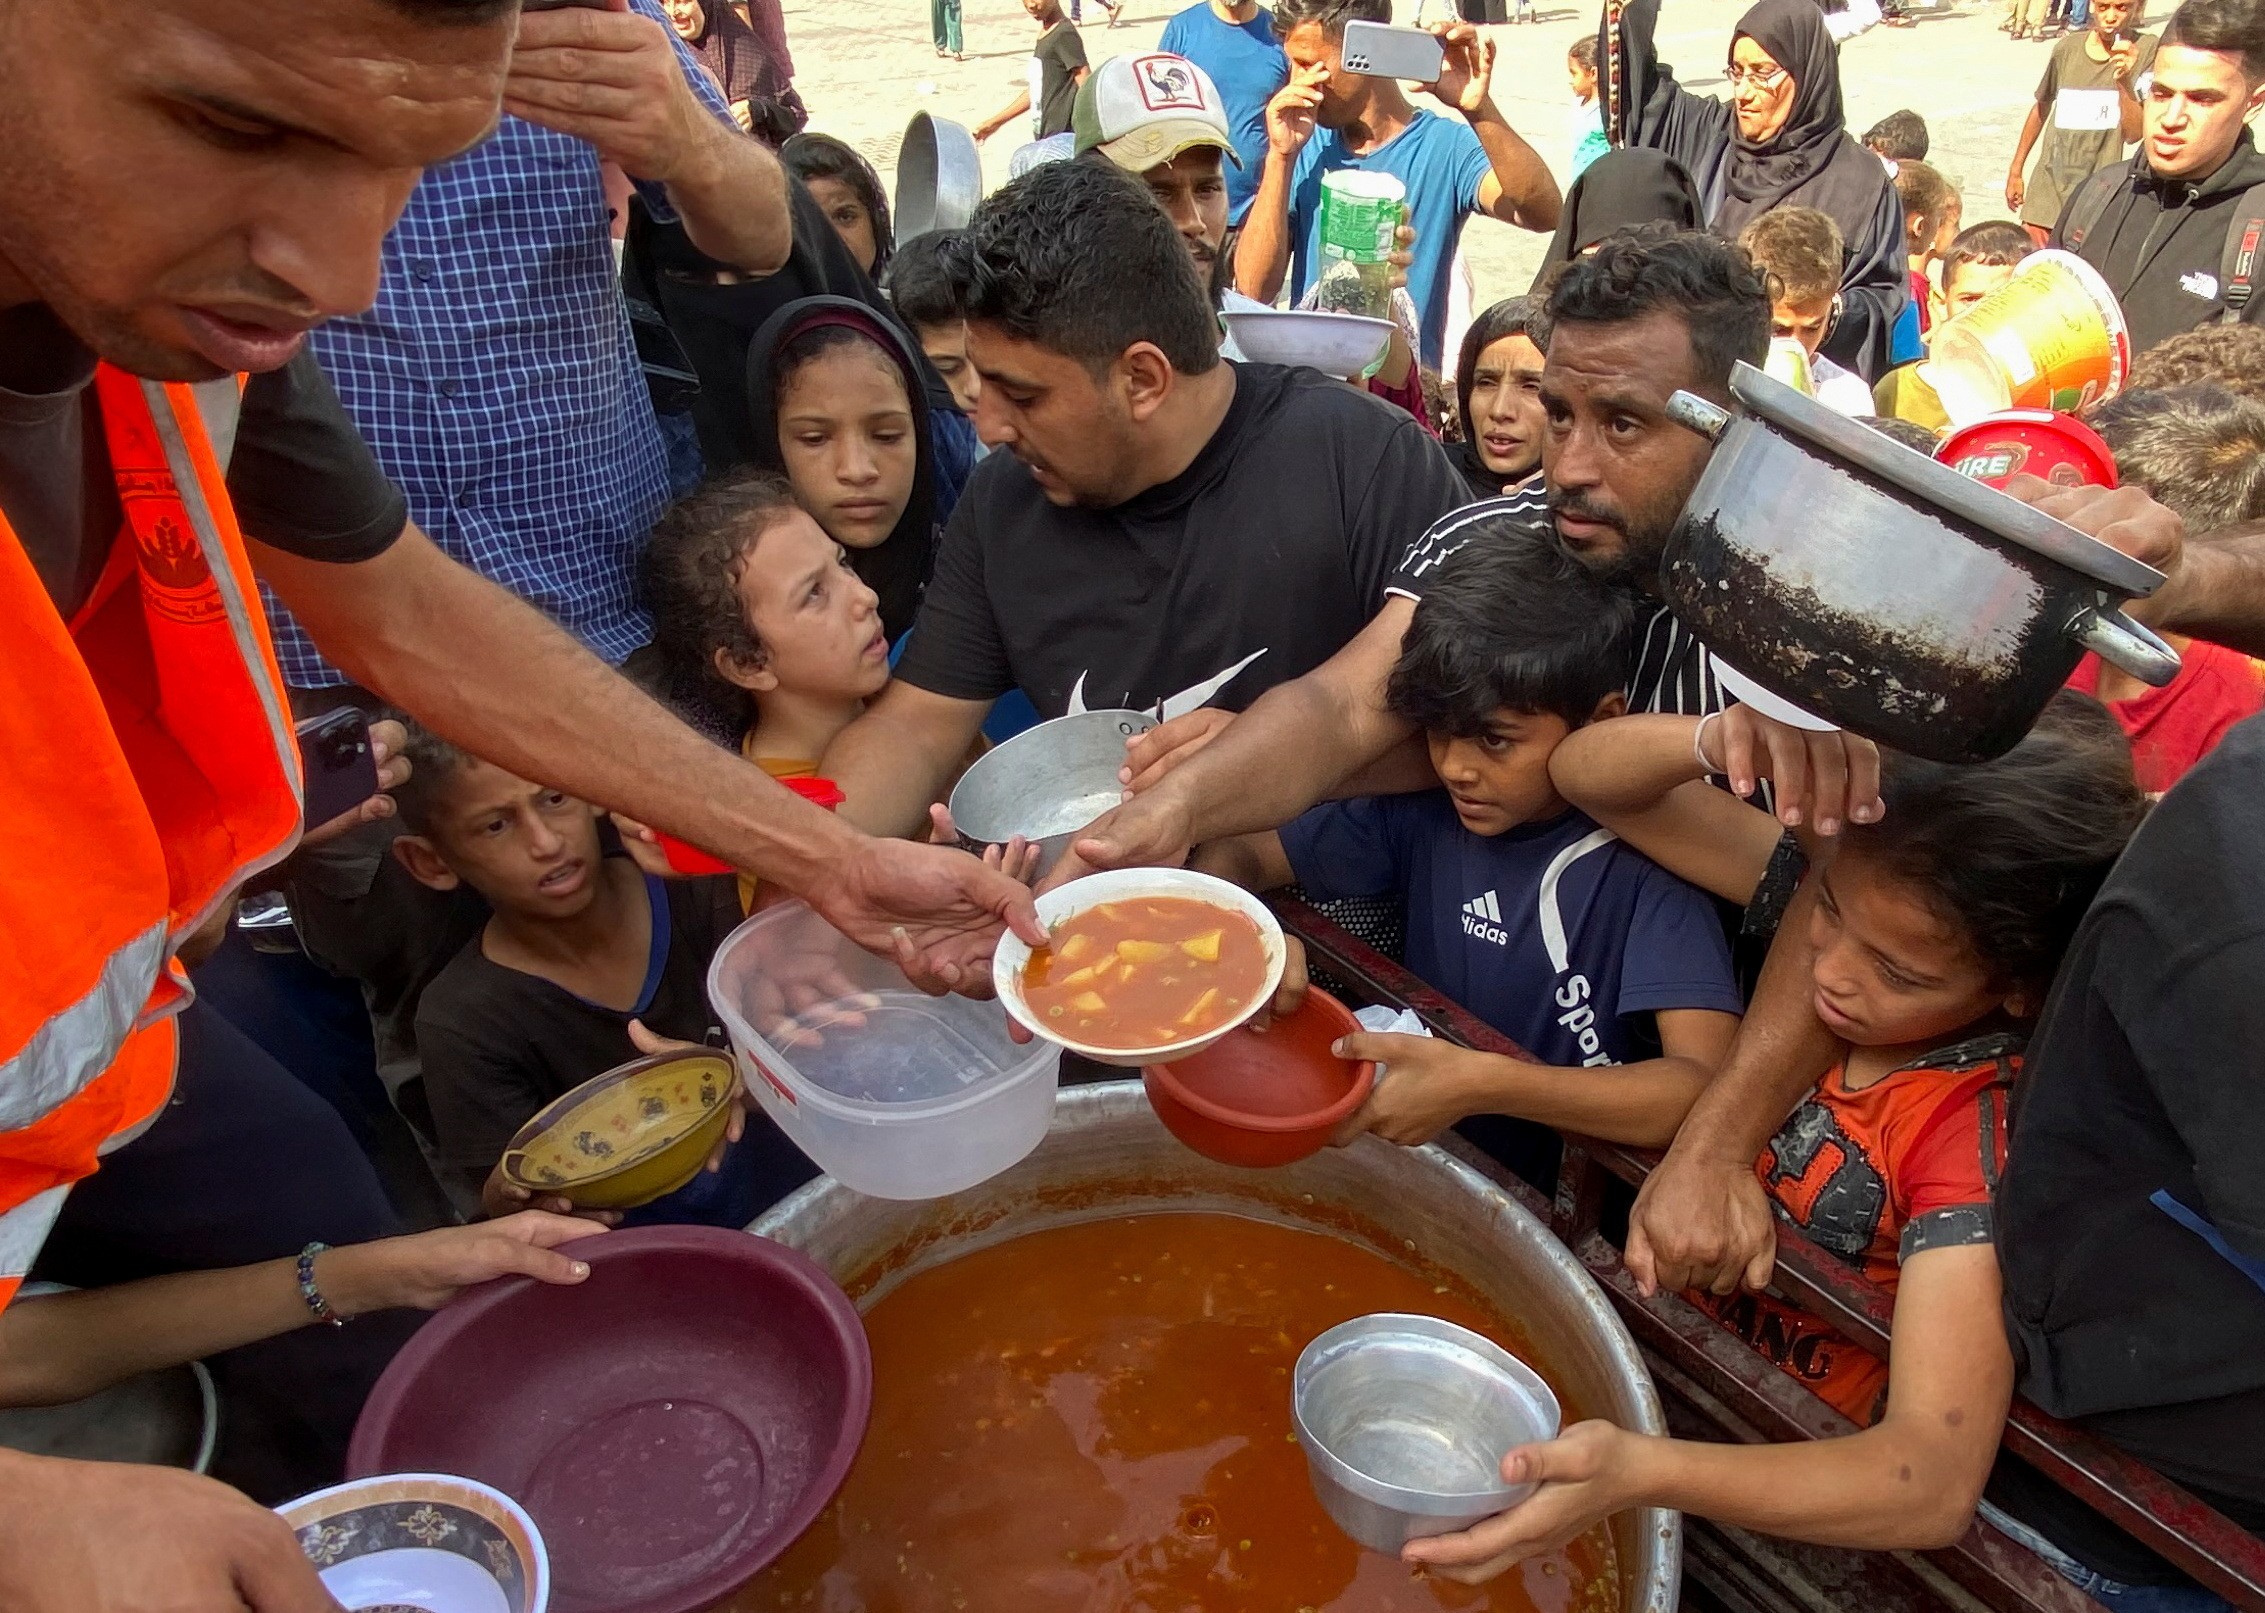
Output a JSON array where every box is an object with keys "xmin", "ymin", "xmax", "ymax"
[
  {"xmin": 391, "ymin": 727, "xmax": 814, "ymax": 1221},
  {"xmin": 973, "ymin": 0, "xmax": 1089, "ymax": 145}
]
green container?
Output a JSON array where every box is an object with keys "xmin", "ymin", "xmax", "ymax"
[{"xmin": 1315, "ymin": 170, "xmax": 1405, "ymax": 321}]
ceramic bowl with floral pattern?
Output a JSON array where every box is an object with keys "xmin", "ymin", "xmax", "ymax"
[{"xmin": 277, "ymin": 1472, "xmax": 547, "ymax": 1613}]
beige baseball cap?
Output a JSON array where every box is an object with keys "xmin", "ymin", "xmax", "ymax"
[{"xmin": 1072, "ymin": 52, "xmax": 1242, "ymax": 173}]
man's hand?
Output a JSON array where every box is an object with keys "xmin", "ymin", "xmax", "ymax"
[
  {"xmin": 2003, "ymin": 165, "xmax": 2025, "ymax": 213},
  {"xmin": 1401, "ymin": 1422, "xmax": 1638, "ymax": 1584},
  {"xmin": 1328, "ymin": 1032, "xmax": 1480, "ymax": 1146},
  {"xmin": 507, "ymin": 0, "xmax": 719, "ymax": 182},
  {"xmin": 1119, "ymin": 708, "xmax": 1236, "ymax": 795},
  {"xmin": 2004, "ymin": 476, "xmax": 2185, "ymax": 612},
  {"xmin": 1043, "ymin": 785, "xmax": 1198, "ymax": 894},
  {"xmin": 815, "ymin": 836, "xmax": 1047, "ymax": 996},
  {"xmin": 1698, "ymin": 705, "xmax": 1882, "ymax": 834},
  {"xmin": 301, "ymin": 718, "xmax": 409, "ymax": 849},
  {"xmin": 1624, "ymin": 1148, "xmax": 1778, "ymax": 1296},
  {"xmin": 0, "ymin": 1450, "xmax": 343, "ymax": 1612},
  {"xmin": 2108, "ymin": 35, "xmax": 2141, "ymax": 78},
  {"xmin": 1424, "ymin": 20, "xmax": 1498, "ymax": 115},
  {"xmin": 1265, "ymin": 61, "xmax": 1328, "ymax": 160}
]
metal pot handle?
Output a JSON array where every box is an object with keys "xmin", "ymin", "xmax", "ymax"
[
  {"xmin": 1665, "ymin": 391, "xmax": 1732, "ymax": 442},
  {"xmin": 2070, "ymin": 606, "xmax": 2182, "ymax": 688}
]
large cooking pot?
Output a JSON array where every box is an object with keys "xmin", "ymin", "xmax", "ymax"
[
  {"xmin": 1663, "ymin": 361, "xmax": 2179, "ymax": 763},
  {"xmin": 753, "ymin": 1082, "xmax": 1680, "ymax": 1612},
  {"xmin": 893, "ymin": 113, "xmax": 982, "ymax": 240}
]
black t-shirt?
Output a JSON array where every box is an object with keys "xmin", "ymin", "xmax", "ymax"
[
  {"xmin": 1992, "ymin": 712, "xmax": 2265, "ymax": 1580},
  {"xmin": 894, "ymin": 362, "xmax": 1469, "ymax": 719},
  {"xmin": 0, "ymin": 304, "xmax": 407, "ymax": 620},
  {"xmin": 1033, "ymin": 21, "xmax": 1088, "ymax": 140},
  {"xmin": 415, "ymin": 865, "xmax": 744, "ymax": 1197}
]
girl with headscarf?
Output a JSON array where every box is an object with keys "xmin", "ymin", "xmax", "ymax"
[
  {"xmin": 1528, "ymin": 148, "xmax": 1706, "ymax": 290},
  {"xmin": 1451, "ymin": 296, "xmax": 1550, "ymax": 501},
  {"xmin": 781, "ymin": 134, "xmax": 896, "ymax": 280},
  {"xmin": 1598, "ymin": 0, "xmax": 1906, "ymax": 379},
  {"xmin": 746, "ymin": 296, "xmax": 950, "ymax": 644}
]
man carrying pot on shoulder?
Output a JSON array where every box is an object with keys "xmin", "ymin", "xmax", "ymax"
[{"xmin": 1066, "ymin": 222, "xmax": 2185, "ymax": 1280}]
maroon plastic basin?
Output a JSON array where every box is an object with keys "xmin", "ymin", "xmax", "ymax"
[{"xmin": 349, "ymin": 1225, "xmax": 871, "ymax": 1613}]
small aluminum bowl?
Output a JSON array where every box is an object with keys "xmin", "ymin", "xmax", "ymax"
[
  {"xmin": 1292, "ymin": 1312, "xmax": 1561, "ymax": 1553},
  {"xmin": 947, "ymin": 708, "xmax": 1155, "ymax": 878}
]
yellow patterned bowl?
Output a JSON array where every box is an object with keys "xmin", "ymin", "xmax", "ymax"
[{"xmin": 498, "ymin": 1051, "xmax": 736, "ymax": 1211}]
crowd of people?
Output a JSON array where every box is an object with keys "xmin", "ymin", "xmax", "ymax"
[{"xmin": 7, "ymin": 0, "xmax": 2265, "ymax": 1605}]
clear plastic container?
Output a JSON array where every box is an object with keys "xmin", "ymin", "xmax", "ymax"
[{"xmin": 707, "ymin": 902, "xmax": 1062, "ymax": 1201}]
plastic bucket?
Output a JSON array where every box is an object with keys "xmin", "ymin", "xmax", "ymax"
[
  {"xmin": 707, "ymin": 901, "xmax": 1061, "ymax": 1200},
  {"xmin": 1937, "ymin": 409, "xmax": 2121, "ymax": 491},
  {"xmin": 1919, "ymin": 249, "xmax": 2130, "ymax": 427}
]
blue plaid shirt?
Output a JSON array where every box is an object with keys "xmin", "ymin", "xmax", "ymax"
[{"xmin": 263, "ymin": 0, "xmax": 730, "ymax": 687}]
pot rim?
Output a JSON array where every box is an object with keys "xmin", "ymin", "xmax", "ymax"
[{"xmin": 1719, "ymin": 361, "xmax": 2164, "ymax": 597}]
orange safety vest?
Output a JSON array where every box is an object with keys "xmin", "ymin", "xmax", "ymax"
[{"xmin": 0, "ymin": 366, "xmax": 303, "ymax": 1308}]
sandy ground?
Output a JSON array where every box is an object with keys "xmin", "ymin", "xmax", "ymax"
[{"xmin": 778, "ymin": 0, "xmax": 2114, "ymax": 310}]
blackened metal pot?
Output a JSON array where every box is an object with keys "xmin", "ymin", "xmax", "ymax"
[{"xmin": 1662, "ymin": 362, "xmax": 2179, "ymax": 762}]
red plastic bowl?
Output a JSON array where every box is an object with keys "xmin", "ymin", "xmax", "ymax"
[
  {"xmin": 348, "ymin": 1225, "xmax": 871, "ymax": 1613},
  {"xmin": 1142, "ymin": 987, "xmax": 1376, "ymax": 1168},
  {"xmin": 1937, "ymin": 409, "xmax": 2120, "ymax": 491}
]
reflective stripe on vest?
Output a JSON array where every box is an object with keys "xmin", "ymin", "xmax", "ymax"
[
  {"xmin": 0, "ymin": 922, "xmax": 169, "ymax": 1135},
  {"xmin": 0, "ymin": 1187, "xmax": 72, "ymax": 1282}
]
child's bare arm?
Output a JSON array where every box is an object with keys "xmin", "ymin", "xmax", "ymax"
[
  {"xmin": 1550, "ymin": 714, "xmax": 1791, "ymax": 905},
  {"xmin": 973, "ymin": 88, "xmax": 1032, "ymax": 141},
  {"xmin": 1332, "ymin": 1007, "xmax": 1740, "ymax": 1151},
  {"xmin": 1404, "ymin": 1243, "xmax": 2013, "ymax": 1583},
  {"xmin": 1189, "ymin": 830, "xmax": 1296, "ymax": 892}
]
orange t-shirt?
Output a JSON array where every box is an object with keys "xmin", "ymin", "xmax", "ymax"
[
  {"xmin": 737, "ymin": 745, "xmax": 816, "ymax": 915},
  {"xmin": 1691, "ymin": 1034, "xmax": 2018, "ymax": 1424}
]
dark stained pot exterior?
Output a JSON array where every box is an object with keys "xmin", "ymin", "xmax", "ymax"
[{"xmin": 1662, "ymin": 363, "xmax": 2179, "ymax": 763}]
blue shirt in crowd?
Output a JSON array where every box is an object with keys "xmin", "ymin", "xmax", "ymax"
[
  {"xmin": 1158, "ymin": 1, "xmax": 1288, "ymax": 224},
  {"xmin": 1281, "ymin": 793, "xmax": 1744, "ymax": 1067},
  {"xmin": 1287, "ymin": 110, "xmax": 1491, "ymax": 370},
  {"xmin": 265, "ymin": 0, "xmax": 725, "ymax": 687}
]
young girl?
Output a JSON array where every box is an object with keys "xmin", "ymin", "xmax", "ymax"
[
  {"xmin": 746, "ymin": 296, "xmax": 957, "ymax": 644},
  {"xmin": 780, "ymin": 134, "xmax": 895, "ymax": 277},
  {"xmin": 1408, "ymin": 695, "xmax": 2144, "ymax": 1582},
  {"xmin": 641, "ymin": 473, "xmax": 892, "ymax": 907},
  {"xmin": 1449, "ymin": 296, "xmax": 1548, "ymax": 500}
]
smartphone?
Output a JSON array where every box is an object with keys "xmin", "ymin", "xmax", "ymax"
[
  {"xmin": 295, "ymin": 708, "xmax": 380, "ymax": 829},
  {"xmin": 1340, "ymin": 21, "xmax": 1447, "ymax": 84}
]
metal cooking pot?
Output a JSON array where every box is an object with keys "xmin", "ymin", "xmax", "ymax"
[
  {"xmin": 1663, "ymin": 361, "xmax": 2180, "ymax": 763},
  {"xmin": 893, "ymin": 113, "xmax": 982, "ymax": 241},
  {"xmin": 753, "ymin": 1083, "xmax": 1680, "ymax": 1612},
  {"xmin": 947, "ymin": 707, "xmax": 1155, "ymax": 876}
]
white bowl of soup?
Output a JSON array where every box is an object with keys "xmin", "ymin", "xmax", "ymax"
[{"xmin": 995, "ymin": 869, "xmax": 1287, "ymax": 1067}]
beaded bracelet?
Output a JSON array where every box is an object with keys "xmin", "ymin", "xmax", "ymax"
[{"xmin": 297, "ymin": 1241, "xmax": 345, "ymax": 1328}]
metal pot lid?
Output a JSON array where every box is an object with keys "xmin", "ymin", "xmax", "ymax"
[{"xmin": 1723, "ymin": 361, "xmax": 2165, "ymax": 598}]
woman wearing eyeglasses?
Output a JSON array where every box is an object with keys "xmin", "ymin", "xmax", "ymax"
[{"xmin": 1595, "ymin": 0, "xmax": 1908, "ymax": 384}]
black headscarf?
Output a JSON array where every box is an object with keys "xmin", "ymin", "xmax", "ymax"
[
  {"xmin": 1529, "ymin": 149, "xmax": 1705, "ymax": 292},
  {"xmin": 1449, "ymin": 297, "xmax": 1547, "ymax": 501},
  {"xmin": 746, "ymin": 296, "xmax": 936, "ymax": 641},
  {"xmin": 1713, "ymin": 0, "xmax": 1887, "ymax": 240}
]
